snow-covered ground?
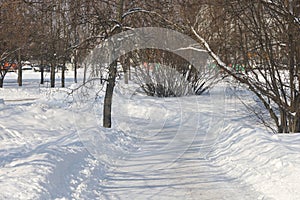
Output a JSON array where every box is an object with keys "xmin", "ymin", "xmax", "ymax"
[{"xmin": 0, "ymin": 70, "xmax": 300, "ymax": 199}]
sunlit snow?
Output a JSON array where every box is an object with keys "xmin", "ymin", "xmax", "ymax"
[{"xmin": 0, "ymin": 70, "xmax": 300, "ymax": 199}]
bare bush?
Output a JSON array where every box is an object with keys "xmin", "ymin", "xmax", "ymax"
[{"xmin": 133, "ymin": 61, "xmax": 219, "ymax": 97}]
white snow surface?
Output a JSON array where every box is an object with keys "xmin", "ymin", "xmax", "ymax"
[{"xmin": 0, "ymin": 70, "xmax": 300, "ymax": 199}]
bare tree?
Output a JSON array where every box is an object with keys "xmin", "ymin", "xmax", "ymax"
[
  {"xmin": 190, "ymin": 0, "xmax": 300, "ymax": 133},
  {"xmin": 0, "ymin": 0, "xmax": 34, "ymax": 87}
]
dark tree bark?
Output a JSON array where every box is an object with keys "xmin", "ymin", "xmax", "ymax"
[
  {"xmin": 17, "ymin": 64, "xmax": 22, "ymax": 87},
  {"xmin": 50, "ymin": 63, "xmax": 55, "ymax": 88},
  {"xmin": 0, "ymin": 77, "xmax": 3, "ymax": 88},
  {"xmin": 40, "ymin": 59, "xmax": 44, "ymax": 84},
  {"xmin": 40, "ymin": 66, "xmax": 44, "ymax": 85},
  {"xmin": 74, "ymin": 52, "xmax": 78, "ymax": 83},
  {"xmin": 18, "ymin": 49, "xmax": 22, "ymax": 86},
  {"xmin": 103, "ymin": 60, "xmax": 117, "ymax": 128},
  {"xmin": 61, "ymin": 64, "xmax": 65, "ymax": 88},
  {"xmin": 0, "ymin": 65, "xmax": 10, "ymax": 88}
]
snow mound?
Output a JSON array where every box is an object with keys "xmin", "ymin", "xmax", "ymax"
[{"xmin": 210, "ymin": 98, "xmax": 300, "ymax": 200}]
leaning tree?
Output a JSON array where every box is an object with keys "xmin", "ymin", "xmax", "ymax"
[{"xmin": 190, "ymin": 0, "xmax": 300, "ymax": 133}]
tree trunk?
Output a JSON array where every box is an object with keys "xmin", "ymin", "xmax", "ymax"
[
  {"xmin": 128, "ymin": 63, "xmax": 131, "ymax": 81},
  {"xmin": 50, "ymin": 63, "xmax": 55, "ymax": 88},
  {"xmin": 292, "ymin": 116, "xmax": 300, "ymax": 133},
  {"xmin": 102, "ymin": 0, "xmax": 124, "ymax": 128},
  {"xmin": 18, "ymin": 65, "xmax": 22, "ymax": 87},
  {"xmin": 40, "ymin": 67, "xmax": 44, "ymax": 84},
  {"xmin": 40, "ymin": 59, "xmax": 44, "ymax": 84},
  {"xmin": 74, "ymin": 52, "xmax": 78, "ymax": 83},
  {"xmin": 61, "ymin": 64, "xmax": 65, "ymax": 88},
  {"xmin": 83, "ymin": 62, "xmax": 87, "ymax": 84},
  {"xmin": 292, "ymin": 93, "xmax": 300, "ymax": 132},
  {"xmin": 103, "ymin": 60, "xmax": 117, "ymax": 128},
  {"xmin": 296, "ymin": 116, "xmax": 300, "ymax": 133},
  {"xmin": 18, "ymin": 49, "xmax": 22, "ymax": 86},
  {"xmin": 0, "ymin": 78, "xmax": 3, "ymax": 88},
  {"xmin": 0, "ymin": 70, "xmax": 8, "ymax": 88}
]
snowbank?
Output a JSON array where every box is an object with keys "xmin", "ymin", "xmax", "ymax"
[{"xmin": 211, "ymin": 96, "xmax": 300, "ymax": 200}]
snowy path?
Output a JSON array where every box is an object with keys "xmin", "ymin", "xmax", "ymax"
[
  {"xmin": 2, "ymin": 86, "xmax": 293, "ymax": 199},
  {"xmin": 0, "ymin": 91, "xmax": 263, "ymax": 200},
  {"xmin": 92, "ymin": 94, "xmax": 265, "ymax": 199},
  {"xmin": 96, "ymin": 125, "xmax": 260, "ymax": 197},
  {"xmin": 99, "ymin": 140, "xmax": 263, "ymax": 199}
]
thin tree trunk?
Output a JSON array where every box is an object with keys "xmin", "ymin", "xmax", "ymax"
[
  {"xmin": 18, "ymin": 49, "xmax": 22, "ymax": 86},
  {"xmin": 40, "ymin": 67, "xmax": 44, "ymax": 84},
  {"xmin": 128, "ymin": 63, "xmax": 131, "ymax": 81},
  {"xmin": 0, "ymin": 78, "xmax": 3, "ymax": 88},
  {"xmin": 83, "ymin": 62, "xmax": 87, "ymax": 84},
  {"xmin": 296, "ymin": 116, "xmax": 300, "ymax": 133},
  {"xmin": 61, "ymin": 64, "xmax": 65, "ymax": 88},
  {"xmin": 74, "ymin": 52, "xmax": 78, "ymax": 83},
  {"xmin": 50, "ymin": 63, "xmax": 55, "ymax": 88},
  {"xmin": 103, "ymin": 60, "xmax": 117, "ymax": 128},
  {"xmin": 293, "ymin": 94, "xmax": 300, "ymax": 132},
  {"xmin": 40, "ymin": 59, "xmax": 44, "ymax": 84},
  {"xmin": 0, "ymin": 68, "xmax": 8, "ymax": 88},
  {"xmin": 124, "ymin": 56, "xmax": 130, "ymax": 84}
]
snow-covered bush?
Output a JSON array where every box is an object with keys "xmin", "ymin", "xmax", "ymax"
[{"xmin": 133, "ymin": 62, "xmax": 219, "ymax": 97}]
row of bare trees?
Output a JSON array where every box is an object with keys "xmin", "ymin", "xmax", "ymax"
[
  {"xmin": 1, "ymin": 0, "xmax": 299, "ymax": 132},
  {"xmin": 0, "ymin": 0, "xmax": 99, "ymax": 87}
]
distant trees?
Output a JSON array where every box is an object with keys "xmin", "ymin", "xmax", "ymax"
[
  {"xmin": 32, "ymin": 0, "xmax": 73, "ymax": 88},
  {"xmin": 0, "ymin": 0, "xmax": 35, "ymax": 87},
  {"xmin": 0, "ymin": 0, "xmax": 95, "ymax": 88}
]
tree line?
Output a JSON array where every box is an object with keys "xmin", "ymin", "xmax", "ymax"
[{"xmin": 0, "ymin": 0, "xmax": 299, "ymax": 133}]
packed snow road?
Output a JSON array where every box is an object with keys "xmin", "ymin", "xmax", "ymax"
[
  {"xmin": 97, "ymin": 120, "xmax": 264, "ymax": 199},
  {"xmin": 95, "ymin": 88, "xmax": 264, "ymax": 199},
  {"xmin": 1, "ymin": 84, "xmax": 300, "ymax": 199}
]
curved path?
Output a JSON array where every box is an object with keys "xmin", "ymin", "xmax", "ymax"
[{"xmin": 0, "ymin": 91, "xmax": 269, "ymax": 199}]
